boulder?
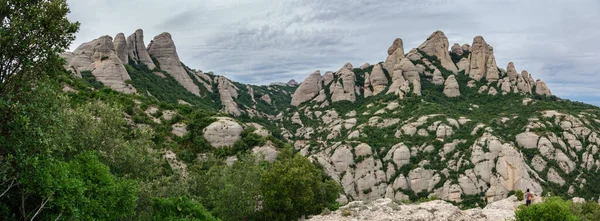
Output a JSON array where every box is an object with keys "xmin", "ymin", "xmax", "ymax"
[
  {"xmin": 360, "ymin": 63, "xmax": 371, "ymax": 70},
  {"xmin": 547, "ymin": 168, "xmax": 565, "ymax": 185},
  {"xmin": 443, "ymin": 75, "xmax": 460, "ymax": 97},
  {"xmin": 469, "ymin": 36, "xmax": 499, "ymax": 82},
  {"xmin": 291, "ymin": 70, "xmax": 322, "ymax": 106},
  {"xmin": 127, "ymin": 29, "xmax": 156, "ymax": 69},
  {"xmin": 461, "ymin": 44, "xmax": 471, "ymax": 52},
  {"xmin": 383, "ymin": 38, "xmax": 405, "ymax": 73},
  {"xmin": 534, "ymin": 80, "xmax": 552, "ymax": 96},
  {"xmin": 203, "ymin": 117, "xmax": 244, "ymax": 148},
  {"xmin": 370, "ymin": 64, "xmax": 388, "ymax": 95},
  {"xmin": 516, "ymin": 132, "xmax": 539, "ymax": 149},
  {"xmin": 261, "ymin": 94, "xmax": 272, "ymax": 104},
  {"xmin": 417, "ymin": 31, "xmax": 458, "ymax": 73},
  {"xmin": 252, "ymin": 142, "xmax": 280, "ymax": 162},
  {"xmin": 148, "ymin": 32, "xmax": 200, "ymax": 96},
  {"xmin": 432, "ymin": 69, "xmax": 445, "ymax": 85},
  {"xmin": 406, "ymin": 48, "xmax": 422, "ymax": 62},
  {"xmin": 451, "ymin": 43, "xmax": 464, "ymax": 56}
]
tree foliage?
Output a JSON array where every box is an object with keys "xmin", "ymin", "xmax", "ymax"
[
  {"xmin": 515, "ymin": 196, "xmax": 578, "ymax": 221},
  {"xmin": 260, "ymin": 149, "xmax": 342, "ymax": 221},
  {"xmin": 0, "ymin": 0, "xmax": 79, "ymax": 93}
]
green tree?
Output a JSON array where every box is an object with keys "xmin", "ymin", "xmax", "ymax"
[
  {"xmin": 515, "ymin": 196, "xmax": 578, "ymax": 221},
  {"xmin": 260, "ymin": 149, "xmax": 342, "ymax": 221},
  {"xmin": 0, "ymin": 0, "xmax": 79, "ymax": 93},
  {"xmin": 516, "ymin": 190, "xmax": 524, "ymax": 201},
  {"xmin": 151, "ymin": 196, "xmax": 219, "ymax": 221},
  {"xmin": 570, "ymin": 200, "xmax": 600, "ymax": 221},
  {"xmin": 202, "ymin": 154, "xmax": 264, "ymax": 221}
]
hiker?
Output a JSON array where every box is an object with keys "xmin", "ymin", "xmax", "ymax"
[{"xmin": 525, "ymin": 189, "xmax": 532, "ymax": 206}]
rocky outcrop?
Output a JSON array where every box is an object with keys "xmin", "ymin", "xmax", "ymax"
[
  {"xmin": 287, "ymin": 79, "xmax": 298, "ymax": 86},
  {"xmin": 127, "ymin": 29, "xmax": 156, "ymax": 69},
  {"xmin": 331, "ymin": 66, "xmax": 356, "ymax": 103},
  {"xmin": 369, "ymin": 64, "xmax": 388, "ymax": 95},
  {"xmin": 534, "ymin": 80, "xmax": 552, "ymax": 96},
  {"xmin": 406, "ymin": 48, "xmax": 422, "ymax": 62},
  {"xmin": 432, "ymin": 69, "xmax": 445, "ymax": 85},
  {"xmin": 506, "ymin": 62, "xmax": 518, "ymax": 80},
  {"xmin": 291, "ymin": 70, "xmax": 322, "ymax": 106},
  {"xmin": 457, "ymin": 57, "xmax": 470, "ymax": 74},
  {"xmin": 469, "ymin": 36, "xmax": 499, "ymax": 82},
  {"xmin": 92, "ymin": 54, "xmax": 137, "ymax": 93},
  {"xmin": 399, "ymin": 58, "xmax": 419, "ymax": 83},
  {"xmin": 203, "ymin": 117, "xmax": 243, "ymax": 148},
  {"xmin": 417, "ymin": 31, "xmax": 458, "ymax": 73},
  {"xmin": 216, "ymin": 76, "xmax": 241, "ymax": 116},
  {"xmin": 443, "ymin": 75, "xmax": 460, "ymax": 97},
  {"xmin": 148, "ymin": 32, "xmax": 200, "ymax": 96},
  {"xmin": 322, "ymin": 71, "xmax": 334, "ymax": 86},
  {"xmin": 383, "ymin": 38, "xmax": 405, "ymax": 73},
  {"xmin": 308, "ymin": 196, "xmax": 524, "ymax": 221},
  {"xmin": 113, "ymin": 33, "xmax": 128, "ymax": 64},
  {"xmin": 63, "ymin": 35, "xmax": 135, "ymax": 93},
  {"xmin": 412, "ymin": 79, "xmax": 422, "ymax": 96},
  {"xmin": 386, "ymin": 64, "xmax": 408, "ymax": 95},
  {"xmin": 451, "ymin": 43, "xmax": 464, "ymax": 56}
]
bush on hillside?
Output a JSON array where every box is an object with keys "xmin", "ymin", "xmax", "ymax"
[{"xmin": 515, "ymin": 196, "xmax": 577, "ymax": 221}]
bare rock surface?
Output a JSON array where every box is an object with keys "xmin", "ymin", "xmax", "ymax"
[
  {"xmin": 291, "ymin": 70, "xmax": 322, "ymax": 106},
  {"xmin": 308, "ymin": 197, "xmax": 522, "ymax": 221},
  {"xmin": 418, "ymin": 31, "xmax": 458, "ymax": 73},
  {"xmin": 148, "ymin": 32, "xmax": 200, "ymax": 96},
  {"xmin": 470, "ymin": 36, "xmax": 499, "ymax": 82},
  {"xmin": 443, "ymin": 75, "xmax": 460, "ymax": 97},
  {"xmin": 203, "ymin": 117, "xmax": 243, "ymax": 148},
  {"xmin": 127, "ymin": 29, "xmax": 156, "ymax": 69}
]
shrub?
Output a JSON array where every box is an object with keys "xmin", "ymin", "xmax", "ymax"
[
  {"xmin": 151, "ymin": 196, "xmax": 219, "ymax": 221},
  {"xmin": 516, "ymin": 190, "xmax": 525, "ymax": 201},
  {"xmin": 570, "ymin": 200, "xmax": 600, "ymax": 221},
  {"xmin": 515, "ymin": 196, "xmax": 577, "ymax": 221},
  {"xmin": 341, "ymin": 209, "xmax": 352, "ymax": 217}
]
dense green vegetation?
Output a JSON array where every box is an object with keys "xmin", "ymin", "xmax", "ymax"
[
  {"xmin": 0, "ymin": 1, "xmax": 340, "ymax": 220},
  {"xmin": 514, "ymin": 196, "xmax": 600, "ymax": 221}
]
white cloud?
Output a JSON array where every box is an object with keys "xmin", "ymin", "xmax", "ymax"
[{"xmin": 66, "ymin": 0, "xmax": 600, "ymax": 104}]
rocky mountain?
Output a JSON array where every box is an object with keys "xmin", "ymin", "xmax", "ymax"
[
  {"xmin": 62, "ymin": 29, "xmax": 295, "ymax": 118},
  {"xmin": 62, "ymin": 29, "xmax": 600, "ymax": 211}
]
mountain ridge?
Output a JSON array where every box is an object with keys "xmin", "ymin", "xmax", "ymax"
[{"xmin": 60, "ymin": 29, "xmax": 600, "ymax": 209}]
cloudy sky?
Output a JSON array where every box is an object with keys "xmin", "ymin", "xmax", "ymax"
[{"xmin": 67, "ymin": 0, "xmax": 600, "ymax": 105}]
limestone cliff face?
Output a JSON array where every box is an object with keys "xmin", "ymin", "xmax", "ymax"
[
  {"xmin": 148, "ymin": 32, "xmax": 200, "ymax": 96},
  {"xmin": 331, "ymin": 64, "xmax": 357, "ymax": 103},
  {"xmin": 127, "ymin": 29, "xmax": 156, "ymax": 70},
  {"xmin": 62, "ymin": 35, "xmax": 136, "ymax": 93},
  {"xmin": 291, "ymin": 70, "xmax": 322, "ymax": 106},
  {"xmin": 469, "ymin": 36, "xmax": 499, "ymax": 82},
  {"xmin": 418, "ymin": 31, "xmax": 458, "ymax": 73}
]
